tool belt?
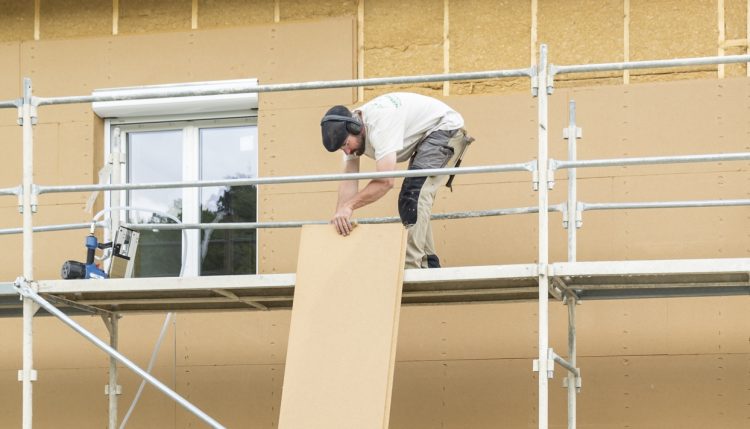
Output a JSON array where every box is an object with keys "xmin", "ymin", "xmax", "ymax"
[{"xmin": 446, "ymin": 129, "xmax": 475, "ymax": 191}]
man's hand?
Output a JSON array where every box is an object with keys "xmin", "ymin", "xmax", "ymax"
[
  {"xmin": 331, "ymin": 152, "xmax": 396, "ymax": 236},
  {"xmin": 332, "ymin": 205, "xmax": 355, "ymax": 236}
]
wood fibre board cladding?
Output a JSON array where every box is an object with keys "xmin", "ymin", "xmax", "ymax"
[{"xmin": 279, "ymin": 224, "xmax": 407, "ymax": 429}]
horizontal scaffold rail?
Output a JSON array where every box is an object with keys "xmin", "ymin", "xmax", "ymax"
[
  {"xmin": 580, "ymin": 199, "xmax": 750, "ymax": 211},
  {"xmin": 0, "ymin": 205, "xmax": 563, "ymax": 236},
  {"xmin": 0, "ymin": 68, "xmax": 534, "ymax": 108},
  {"xmin": 550, "ymin": 152, "xmax": 750, "ymax": 170},
  {"xmin": 550, "ymin": 53, "xmax": 750, "ymax": 76},
  {"xmin": 35, "ymin": 162, "xmax": 535, "ymax": 194},
  {"xmin": 1, "ymin": 258, "xmax": 746, "ymax": 316}
]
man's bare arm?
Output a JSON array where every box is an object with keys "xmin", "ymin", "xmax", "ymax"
[{"xmin": 332, "ymin": 152, "xmax": 397, "ymax": 236}]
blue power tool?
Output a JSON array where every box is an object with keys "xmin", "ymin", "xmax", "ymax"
[{"xmin": 60, "ymin": 234, "xmax": 110, "ymax": 279}]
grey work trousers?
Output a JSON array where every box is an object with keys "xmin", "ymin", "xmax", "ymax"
[{"xmin": 398, "ymin": 128, "xmax": 473, "ymax": 269}]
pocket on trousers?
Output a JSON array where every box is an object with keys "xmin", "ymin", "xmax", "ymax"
[{"xmin": 411, "ymin": 140, "xmax": 455, "ymax": 170}]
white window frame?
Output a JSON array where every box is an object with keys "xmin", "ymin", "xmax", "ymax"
[{"xmin": 97, "ymin": 80, "xmax": 260, "ymax": 277}]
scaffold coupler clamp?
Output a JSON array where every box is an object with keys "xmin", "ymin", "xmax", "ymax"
[
  {"xmin": 563, "ymin": 372, "xmax": 583, "ymax": 392},
  {"xmin": 547, "ymin": 159, "xmax": 556, "ymax": 190},
  {"xmin": 547, "ymin": 64, "xmax": 557, "ymax": 94},
  {"xmin": 17, "ymin": 185, "xmax": 40, "ymax": 214},
  {"xmin": 530, "ymin": 65, "xmax": 539, "ymax": 97},
  {"xmin": 532, "ymin": 354, "xmax": 555, "ymax": 379},
  {"xmin": 16, "ymin": 100, "xmax": 39, "ymax": 126}
]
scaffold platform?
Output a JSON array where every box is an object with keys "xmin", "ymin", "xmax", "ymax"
[{"xmin": 1, "ymin": 258, "xmax": 747, "ymax": 316}]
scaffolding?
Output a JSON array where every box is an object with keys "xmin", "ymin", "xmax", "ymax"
[{"xmin": 0, "ymin": 45, "xmax": 749, "ymax": 429}]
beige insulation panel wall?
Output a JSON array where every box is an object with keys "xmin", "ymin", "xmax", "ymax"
[
  {"xmin": 1, "ymin": 0, "xmax": 748, "ymax": 94},
  {"xmin": 1, "ymin": 296, "xmax": 746, "ymax": 428},
  {"xmin": 0, "ymin": 2, "xmax": 748, "ymax": 428},
  {"xmin": 0, "ymin": 17, "xmax": 354, "ymax": 280}
]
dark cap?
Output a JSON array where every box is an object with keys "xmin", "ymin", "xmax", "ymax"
[{"xmin": 320, "ymin": 105, "xmax": 353, "ymax": 152}]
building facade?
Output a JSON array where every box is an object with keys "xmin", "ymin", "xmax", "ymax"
[{"xmin": 0, "ymin": 1, "xmax": 748, "ymax": 427}]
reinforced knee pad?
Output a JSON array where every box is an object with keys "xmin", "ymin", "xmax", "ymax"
[{"xmin": 398, "ymin": 175, "xmax": 427, "ymax": 226}]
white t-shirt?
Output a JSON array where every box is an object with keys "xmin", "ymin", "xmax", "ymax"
[{"xmin": 346, "ymin": 92, "xmax": 464, "ymax": 162}]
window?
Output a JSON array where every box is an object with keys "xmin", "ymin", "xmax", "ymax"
[{"xmin": 94, "ymin": 80, "xmax": 259, "ymax": 277}]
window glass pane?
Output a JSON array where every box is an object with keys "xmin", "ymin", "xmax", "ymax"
[
  {"xmin": 127, "ymin": 130, "xmax": 183, "ymax": 277},
  {"xmin": 199, "ymin": 126, "xmax": 257, "ymax": 275}
]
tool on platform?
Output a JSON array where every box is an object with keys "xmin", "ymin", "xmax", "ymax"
[{"xmin": 60, "ymin": 226, "xmax": 139, "ymax": 279}]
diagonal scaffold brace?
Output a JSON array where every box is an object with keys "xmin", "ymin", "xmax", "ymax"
[{"xmin": 12, "ymin": 277, "xmax": 226, "ymax": 429}]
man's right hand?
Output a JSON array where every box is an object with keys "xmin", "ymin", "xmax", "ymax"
[{"xmin": 331, "ymin": 205, "xmax": 355, "ymax": 236}]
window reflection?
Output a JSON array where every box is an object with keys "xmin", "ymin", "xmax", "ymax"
[
  {"xmin": 200, "ymin": 126, "xmax": 258, "ymax": 275},
  {"xmin": 128, "ymin": 130, "xmax": 183, "ymax": 277}
]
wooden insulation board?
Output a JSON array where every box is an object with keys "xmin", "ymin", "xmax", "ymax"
[{"xmin": 278, "ymin": 224, "xmax": 407, "ymax": 429}]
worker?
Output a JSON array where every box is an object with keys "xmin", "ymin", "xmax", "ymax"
[{"xmin": 320, "ymin": 92, "xmax": 473, "ymax": 269}]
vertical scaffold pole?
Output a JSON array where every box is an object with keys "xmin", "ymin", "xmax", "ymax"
[
  {"xmin": 536, "ymin": 44, "xmax": 551, "ymax": 429},
  {"xmin": 103, "ymin": 314, "xmax": 120, "ymax": 429},
  {"xmin": 566, "ymin": 100, "xmax": 578, "ymax": 263},
  {"xmin": 567, "ymin": 296, "xmax": 577, "ymax": 429},
  {"xmin": 565, "ymin": 99, "xmax": 580, "ymax": 429},
  {"xmin": 21, "ymin": 77, "xmax": 36, "ymax": 429}
]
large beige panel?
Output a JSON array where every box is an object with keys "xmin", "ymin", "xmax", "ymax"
[
  {"xmin": 564, "ymin": 78, "xmax": 750, "ymax": 178},
  {"xmin": 278, "ymin": 224, "xmax": 406, "ymax": 429},
  {"xmin": 0, "ymin": 369, "xmax": 21, "ymax": 426},
  {"xmin": 394, "ymin": 298, "xmax": 750, "ymax": 361},
  {"xmin": 174, "ymin": 364, "xmax": 283, "ymax": 428},
  {"xmin": 175, "ymin": 310, "xmax": 289, "ymax": 366},
  {"xmin": 105, "ymin": 32, "xmax": 194, "ymax": 86},
  {"xmin": 0, "ymin": 42, "xmax": 21, "ymax": 133},
  {"xmin": 443, "ymin": 93, "xmax": 539, "ymax": 183},
  {"xmin": 33, "ymin": 121, "xmax": 94, "ymax": 191},
  {"xmin": 574, "ymin": 297, "xmax": 750, "ymax": 357},
  {"xmin": 0, "ymin": 1, "xmax": 34, "ymax": 42},
  {"xmin": 39, "ymin": 0, "xmax": 111, "ymax": 40},
  {"xmin": 258, "ymin": 17, "xmax": 356, "ymax": 109},
  {"xmin": 34, "ymin": 368, "xmax": 110, "ymax": 428},
  {"xmin": 19, "ymin": 38, "xmax": 110, "ymax": 98},
  {"xmin": 430, "ymin": 181, "xmax": 541, "ymax": 266},
  {"xmin": 539, "ymin": 0, "xmax": 623, "ymax": 87},
  {"xmin": 119, "ymin": 0, "xmax": 192, "ymax": 34},
  {"xmin": 570, "ymin": 171, "xmax": 750, "ymax": 260},
  {"xmin": 390, "ymin": 359, "xmax": 539, "ymax": 429},
  {"xmin": 197, "ymin": 0, "xmax": 274, "ymax": 28},
  {"xmin": 364, "ymin": 0, "xmax": 444, "ymax": 98},
  {"xmin": 0, "ymin": 121, "xmax": 92, "ymax": 202},
  {"xmin": 578, "ymin": 354, "xmax": 750, "ymax": 428},
  {"xmin": 18, "ymin": 37, "xmax": 106, "ymax": 125},
  {"xmin": 281, "ymin": 0, "xmax": 358, "ymax": 20},
  {"xmin": 630, "ymin": 0, "xmax": 717, "ymax": 82},
  {"xmin": 0, "ymin": 233, "xmax": 22, "ymax": 280},
  {"xmin": 397, "ymin": 303, "xmax": 539, "ymax": 361},
  {"xmin": 170, "ymin": 26, "xmax": 274, "ymax": 83},
  {"xmin": 725, "ymin": 0, "xmax": 748, "ymax": 77},
  {"xmin": 0, "ymin": 42, "xmax": 21, "ymax": 99},
  {"xmin": 450, "ymin": 0, "xmax": 531, "ymax": 95},
  {"xmin": 28, "ymin": 315, "xmax": 113, "ymax": 369},
  {"xmin": 0, "ymin": 124, "xmax": 22, "ymax": 197}
]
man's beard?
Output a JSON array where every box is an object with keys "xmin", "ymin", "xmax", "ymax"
[{"xmin": 355, "ymin": 136, "xmax": 366, "ymax": 156}]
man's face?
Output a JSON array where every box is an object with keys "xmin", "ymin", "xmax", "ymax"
[{"xmin": 341, "ymin": 134, "xmax": 364, "ymax": 156}]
